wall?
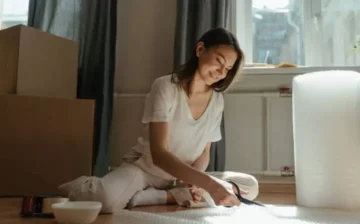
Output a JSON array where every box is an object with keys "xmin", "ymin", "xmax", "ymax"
[
  {"xmin": 111, "ymin": 0, "xmax": 176, "ymax": 166},
  {"xmin": 115, "ymin": 0, "xmax": 177, "ymax": 94}
]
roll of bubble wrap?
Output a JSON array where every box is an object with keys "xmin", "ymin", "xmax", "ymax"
[{"xmin": 293, "ymin": 70, "xmax": 360, "ymax": 210}]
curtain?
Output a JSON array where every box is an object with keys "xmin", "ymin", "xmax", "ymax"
[
  {"xmin": 207, "ymin": 114, "xmax": 226, "ymax": 171},
  {"xmin": 174, "ymin": 0, "xmax": 230, "ymax": 68},
  {"xmin": 174, "ymin": 0, "xmax": 231, "ymax": 172},
  {"xmin": 28, "ymin": 0, "xmax": 117, "ymax": 177}
]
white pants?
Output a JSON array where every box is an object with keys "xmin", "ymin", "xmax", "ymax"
[{"xmin": 58, "ymin": 162, "xmax": 259, "ymax": 213}]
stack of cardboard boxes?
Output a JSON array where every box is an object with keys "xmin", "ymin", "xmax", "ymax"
[{"xmin": 0, "ymin": 25, "xmax": 95, "ymax": 196}]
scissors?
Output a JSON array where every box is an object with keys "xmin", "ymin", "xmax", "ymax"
[{"xmin": 227, "ymin": 180, "xmax": 265, "ymax": 207}]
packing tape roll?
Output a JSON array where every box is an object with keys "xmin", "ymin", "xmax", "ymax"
[{"xmin": 42, "ymin": 197, "xmax": 69, "ymax": 214}]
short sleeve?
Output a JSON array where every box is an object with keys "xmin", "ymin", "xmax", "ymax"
[
  {"xmin": 210, "ymin": 112, "xmax": 223, "ymax": 142},
  {"xmin": 142, "ymin": 76, "xmax": 174, "ymax": 123},
  {"xmin": 209, "ymin": 94, "xmax": 224, "ymax": 142}
]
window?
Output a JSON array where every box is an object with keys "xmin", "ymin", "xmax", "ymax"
[
  {"xmin": 233, "ymin": 0, "xmax": 360, "ymax": 67},
  {"xmin": 0, "ymin": 0, "xmax": 29, "ymax": 29}
]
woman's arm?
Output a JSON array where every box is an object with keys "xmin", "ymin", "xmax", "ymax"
[
  {"xmin": 189, "ymin": 142, "xmax": 211, "ymax": 202},
  {"xmin": 149, "ymin": 121, "xmax": 239, "ymax": 207},
  {"xmin": 191, "ymin": 142, "xmax": 211, "ymax": 172},
  {"xmin": 149, "ymin": 122, "xmax": 215, "ymax": 191}
]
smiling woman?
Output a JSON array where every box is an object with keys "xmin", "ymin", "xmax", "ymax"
[
  {"xmin": 172, "ymin": 27, "xmax": 245, "ymax": 95},
  {"xmin": 58, "ymin": 27, "xmax": 259, "ymax": 213}
]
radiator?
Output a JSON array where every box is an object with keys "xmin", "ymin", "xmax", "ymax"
[
  {"xmin": 110, "ymin": 92, "xmax": 294, "ymax": 175},
  {"xmin": 224, "ymin": 93, "xmax": 293, "ymax": 176}
]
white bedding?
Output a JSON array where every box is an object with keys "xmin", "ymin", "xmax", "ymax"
[{"xmin": 113, "ymin": 204, "xmax": 360, "ymax": 224}]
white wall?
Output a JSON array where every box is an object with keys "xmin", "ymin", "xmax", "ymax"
[
  {"xmin": 111, "ymin": 0, "xmax": 176, "ymax": 166},
  {"xmin": 115, "ymin": 0, "xmax": 177, "ymax": 94}
]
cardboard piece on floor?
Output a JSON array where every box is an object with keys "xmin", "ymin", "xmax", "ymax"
[
  {"xmin": 0, "ymin": 25, "xmax": 78, "ymax": 99},
  {"xmin": 0, "ymin": 94, "xmax": 94, "ymax": 196}
]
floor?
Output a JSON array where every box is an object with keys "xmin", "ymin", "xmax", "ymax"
[
  {"xmin": 0, "ymin": 175, "xmax": 297, "ymax": 223},
  {"xmin": 129, "ymin": 193, "xmax": 296, "ymax": 213},
  {"xmin": 3, "ymin": 176, "xmax": 360, "ymax": 224},
  {"xmin": 130, "ymin": 175, "xmax": 296, "ymax": 213}
]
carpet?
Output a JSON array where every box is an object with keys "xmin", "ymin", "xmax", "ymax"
[{"xmin": 114, "ymin": 204, "xmax": 360, "ymax": 224}]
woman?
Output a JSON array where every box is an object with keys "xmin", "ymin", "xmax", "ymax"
[{"xmin": 59, "ymin": 27, "xmax": 258, "ymax": 213}]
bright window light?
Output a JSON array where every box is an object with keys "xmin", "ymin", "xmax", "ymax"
[
  {"xmin": 1, "ymin": 0, "xmax": 29, "ymax": 29},
  {"xmin": 236, "ymin": 0, "xmax": 360, "ymax": 67}
]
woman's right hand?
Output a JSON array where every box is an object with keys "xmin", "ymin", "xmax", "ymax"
[
  {"xmin": 207, "ymin": 181, "xmax": 240, "ymax": 207},
  {"xmin": 149, "ymin": 122, "xmax": 240, "ymax": 207}
]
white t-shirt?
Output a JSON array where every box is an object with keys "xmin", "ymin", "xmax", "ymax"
[{"xmin": 123, "ymin": 74, "xmax": 224, "ymax": 180}]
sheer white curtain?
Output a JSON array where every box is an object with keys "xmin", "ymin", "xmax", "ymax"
[{"xmin": 0, "ymin": 0, "xmax": 29, "ymax": 30}]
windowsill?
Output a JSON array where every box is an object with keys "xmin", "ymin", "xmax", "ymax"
[{"xmin": 243, "ymin": 66, "xmax": 360, "ymax": 75}]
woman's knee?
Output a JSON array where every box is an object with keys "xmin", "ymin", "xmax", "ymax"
[
  {"xmin": 207, "ymin": 171, "xmax": 260, "ymax": 201},
  {"xmin": 100, "ymin": 164, "xmax": 149, "ymax": 212},
  {"xmin": 93, "ymin": 180, "xmax": 119, "ymax": 212},
  {"xmin": 86, "ymin": 179, "xmax": 133, "ymax": 213},
  {"xmin": 66, "ymin": 177, "xmax": 121, "ymax": 213},
  {"xmin": 243, "ymin": 175, "xmax": 259, "ymax": 201},
  {"xmin": 68, "ymin": 163, "xmax": 151, "ymax": 213}
]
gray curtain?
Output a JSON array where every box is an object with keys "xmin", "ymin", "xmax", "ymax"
[
  {"xmin": 174, "ymin": 0, "xmax": 230, "ymax": 68},
  {"xmin": 28, "ymin": 0, "xmax": 117, "ymax": 177},
  {"xmin": 174, "ymin": 0, "xmax": 230, "ymax": 172},
  {"xmin": 207, "ymin": 114, "xmax": 226, "ymax": 171}
]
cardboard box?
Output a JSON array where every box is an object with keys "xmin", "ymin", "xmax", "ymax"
[
  {"xmin": 0, "ymin": 94, "xmax": 94, "ymax": 196},
  {"xmin": 0, "ymin": 25, "xmax": 78, "ymax": 99}
]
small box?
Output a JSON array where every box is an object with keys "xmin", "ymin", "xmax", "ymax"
[
  {"xmin": 0, "ymin": 25, "xmax": 78, "ymax": 99},
  {"xmin": 0, "ymin": 94, "xmax": 94, "ymax": 196}
]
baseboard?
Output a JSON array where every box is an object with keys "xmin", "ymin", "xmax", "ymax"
[
  {"xmin": 259, "ymin": 183, "xmax": 296, "ymax": 194},
  {"xmin": 245, "ymin": 171, "xmax": 282, "ymax": 176},
  {"xmin": 244, "ymin": 170, "xmax": 296, "ymax": 177}
]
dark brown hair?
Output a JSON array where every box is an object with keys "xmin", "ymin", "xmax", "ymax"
[{"xmin": 172, "ymin": 27, "xmax": 245, "ymax": 95}]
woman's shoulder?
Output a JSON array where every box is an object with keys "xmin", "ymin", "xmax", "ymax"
[
  {"xmin": 212, "ymin": 91, "xmax": 225, "ymax": 111},
  {"xmin": 149, "ymin": 74, "xmax": 179, "ymax": 98},
  {"xmin": 151, "ymin": 74, "xmax": 177, "ymax": 89}
]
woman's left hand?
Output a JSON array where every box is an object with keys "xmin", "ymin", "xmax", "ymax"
[
  {"xmin": 188, "ymin": 184, "xmax": 204, "ymax": 203},
  {"xmin": 188, "ymin": 183, "xmax": 249, "ymax": 203},
  {"xmin": 240, "ymin": 189, "xmax": 249, "ymax": 195}
]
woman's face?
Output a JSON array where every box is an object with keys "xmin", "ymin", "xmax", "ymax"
[{"xmin": 196, "ymin": 42, "xmax": 238, "ymax": 86}]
